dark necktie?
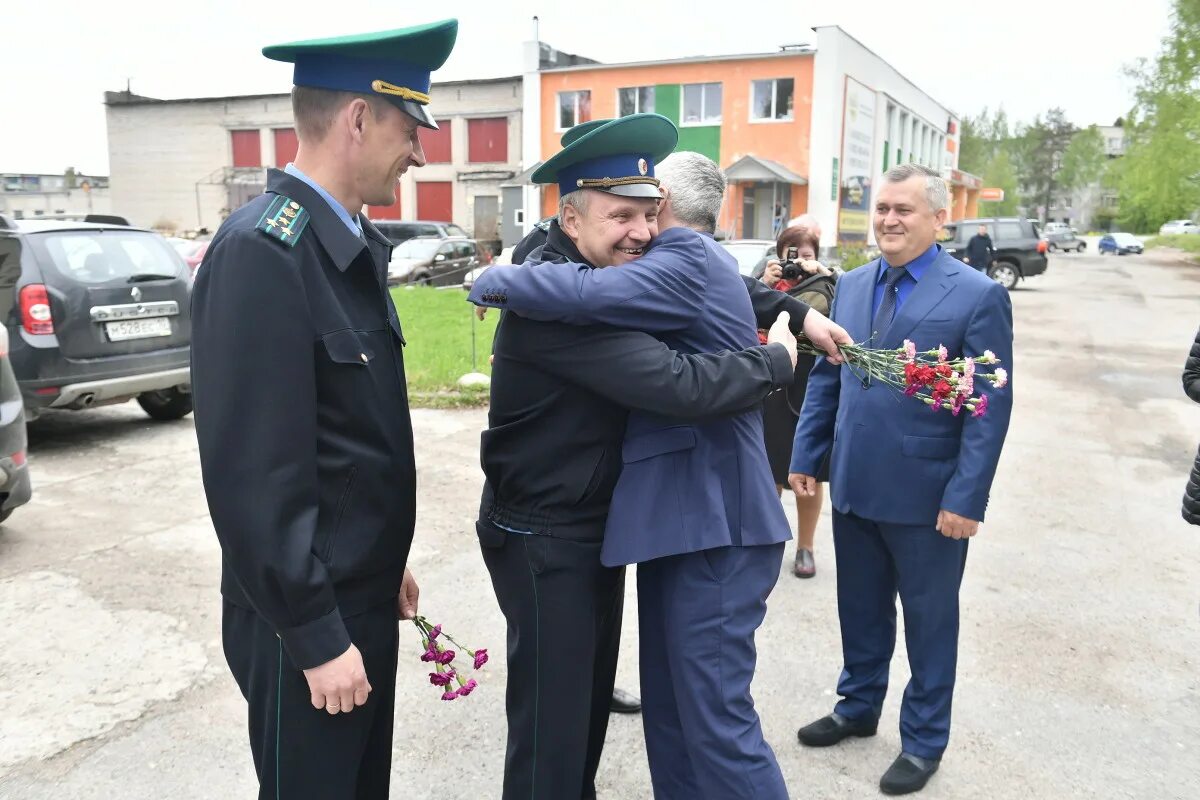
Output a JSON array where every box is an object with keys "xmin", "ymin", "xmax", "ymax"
[{"xmin": 872, "ymin": 266, "xmax": 907, "ymax": 337}]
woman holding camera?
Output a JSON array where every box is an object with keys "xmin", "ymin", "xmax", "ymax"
[{"xmin": 760, "ymin": 225, "xmax": 836, "ymax": 578}]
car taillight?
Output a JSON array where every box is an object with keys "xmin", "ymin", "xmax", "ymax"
[
  {"xmin": 1036, "ymin": 240, "xmax": 1048, "ymax": 254},
  {"xmin": 11, "ymin": 451, "xmax": 25, "ymax": 467},
  {"xmin": 19, "ymin": 284, "xmax": 54, "ymax": 335},
  {"xmin": 0, "ymin": 324, "xmax": 8, "ymax": 358}
]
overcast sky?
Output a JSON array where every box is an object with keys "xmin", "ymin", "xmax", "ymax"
[{"xmin": 2, "ymin": 0, "xmax": 1173, "ymax": 175}]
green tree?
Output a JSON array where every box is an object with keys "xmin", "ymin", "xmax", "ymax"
[
  {"xmin": 1058, "ymin": 126, "xmax": 1107, "ymax": 193},
  {"xmin": 1116, "ymin": 0, "xmax": 1200, "ymax": 231},
  {"xmin": 1014, "ymin": 108, "xmax": 1076, "ymax": 220},
  {"xmin": 976, "ymin": 148, "xmax": 1020, "ymax": 216}
]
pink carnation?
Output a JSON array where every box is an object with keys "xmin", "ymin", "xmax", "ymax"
[
  {"xmin": 972, "ymin": 395, "xmax": 989, "ymax": 417},
  {"xmin": 441, "ymin": 690, "xmax": 458, "ymax": 702},
  {"xmin": 473, "ymin": 649, "xmax": 489, "ymax": 670},
  {"xmin": 456, "ymin": 679, "xmax": 479, "ymax": 697},
  {"xmin": 937, "ymin": 345, "xmax": 948, "ymax": 363},
  {"xmin": 428, "ymin": 624, "xmax": 442, "ymax": 640},
  {"xmin": 963, "ymin": 357, "xmax": 975, "ymax": 379},
  {"xmin": 429, "ymin": 670, "xmax": 455, "ymax": 687},
  {"xmin": 899, "ymin": 339, "xmax": 917, "ymax": 363},
  {"xmin": 992, "ymin": 368, "xmax": 1008, "ymax": 389},
  {"xmin": 436, "ymin": 649, "xmax": 456, "ymax": 665},
  {"xmin": 980, "ymin": 350, "xmax": 998, "ymax": 364},
  {"xmin": 957, "ymin": 374, "xmax": 974, "ymax": 397}
]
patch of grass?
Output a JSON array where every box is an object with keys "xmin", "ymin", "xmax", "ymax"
[
  {"xmin": 390, "ymin": 286, "xmax": 497, "ymax": 405},
  {"xmin": 1146, "ymin": 234, "xmax": 1200, "ymax": 256}
]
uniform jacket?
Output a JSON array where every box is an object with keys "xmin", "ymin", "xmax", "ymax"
[
  {"xmin": 191, "ymin": 169, "xmax": 414, "ymax": 670},
  {"xmin": 1181, "ymin": 326, "xmax": 1200, "ymax": 525},
  {"xmin": 791, "ymin": 247, "xmax": 1013, "ymax": 525},
  {"xmin": 471, "ymin": 226, "xmax": 802, "ymax": 566},
  {"xmin": 478, "ymin": 222, "xmax": 797, "ymax": 545}
]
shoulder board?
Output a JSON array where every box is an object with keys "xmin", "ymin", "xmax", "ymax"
[{"xmin": 255, "ymin": 195, "xmax": 310, "ymax": 247}]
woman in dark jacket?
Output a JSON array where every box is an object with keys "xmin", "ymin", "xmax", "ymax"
[
  {"xmin": 1181, "ymin": 326, "xmax": 1200, "ymax": 524},
  {"xmin": 760, "ymin": 225, "xmax": 834, "ymax": 577}
]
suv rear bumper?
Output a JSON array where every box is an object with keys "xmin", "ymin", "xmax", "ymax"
[
  {"xmin": 1021, "ymin": 253, "xmax": 1049, "ymax": 277},
  {"xmin": 1, "ymin": 460, "xmax": 31, "ymax": 512},
  {"xmin": 28, "ymin": 367, "xmax": 191, "ymax": 410}
]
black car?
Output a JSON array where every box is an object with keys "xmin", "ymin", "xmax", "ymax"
[
  {"xmin": 0, "ymin": 323, "xmax": 31, "ymax": 523},
  {"xmin": 371, "ymin": 219, "xmax": 469, "ymax": 245},
  {"xmin": 0, "ymin": 214, "xmax": 193, "ymax": 421},
  {"xmin": 940, "ymin": 217, "xmax": 1048, "ymax": 290}
]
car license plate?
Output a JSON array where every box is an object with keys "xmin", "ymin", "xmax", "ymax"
[{"xmin": 105, "ymin": 317, "xmax": 172, "ymax": 341}]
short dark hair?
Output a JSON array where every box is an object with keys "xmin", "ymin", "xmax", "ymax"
[
  {"xmin": 291, "ymin": 86, "xmax": 391, "ymax": 142},
  {"xmin": 776, "ymin": 224, "xmax": 820, "ymax": 258}
]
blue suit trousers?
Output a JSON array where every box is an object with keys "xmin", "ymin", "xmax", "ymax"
[
  {"xmin": 638, "ymin": 543, "xmax": 788, "ymax": 799},
  {"xmin": 831, "ymin": 510, "xmax": 969, "ymax": 760}
]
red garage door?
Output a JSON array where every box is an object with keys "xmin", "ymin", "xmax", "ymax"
[
  {"xmin": 368, "ymin": 193, "xmax": 403, "ymax": 220},
  {"xmin": 273, "ymin": 128, "xmax": 299, "ymax": 167},
  {"xmin": 416, "ymin": 181, "xmax": 453, "ymax": 222}
]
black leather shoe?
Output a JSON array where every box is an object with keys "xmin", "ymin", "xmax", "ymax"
[
  {"xmin": 879, "ymin": 753, "xmax": 940, "ymax": 795},
  {"xmin": 610, "ymin": 688, "xmax": 641, "ymax": 714},
  {"xmin": 796, "ymin": 712, "xmax": 877, "ymax": 747}
]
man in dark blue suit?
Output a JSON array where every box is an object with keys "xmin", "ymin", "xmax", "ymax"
[
  {"xmin": 789, "ymin": 163, "xmax": 1014, "ymax": 795},
  {"xmin": 470, "ymin": 144, "xmax": 852, "ymax": 799}
]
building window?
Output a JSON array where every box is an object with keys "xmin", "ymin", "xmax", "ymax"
[
  {"xmin": 618, "ymin": 86, "xmax": 655, "ymax": 117},
  {"xmin": 230, "ymin": 130, "xmax": 261, "ymax": 168},
  {"xmin": 682, "ymin": 82, "xmax": 722, "ymax": 125},
  {"xmin": 751, "ymin": 78, "xmax": 794, "ymax": 121},
  {"xmin": 558, "ymin": 90, "xmax": 592, "ymax": 130},
  {"xmin": 468, "ymin": 117, "xmax": 508, "ymax": 163}
]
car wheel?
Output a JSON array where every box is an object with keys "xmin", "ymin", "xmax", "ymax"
[
  {"xmin": 137, "ymin": 387, "xmax": 193, "ymax": 421},
  {"xmin": 1078, "ymin": 243, "xmax": 1087, "ymax": 252},
  {"xmin": 988, "ymin": 262, "xmax": 1020, "ymax": 290},
  {"xmin": 413, "ymin": 272, "xmax": 432, "ymax": 286},
  {"xmin": 1047, "ymin": 242, "xmax": 1058, "ymax": 252}
]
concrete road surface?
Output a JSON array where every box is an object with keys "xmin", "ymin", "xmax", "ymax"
[{"xmin": 1, "ymin": 247, "xmax": 1198, "ymax": 799}]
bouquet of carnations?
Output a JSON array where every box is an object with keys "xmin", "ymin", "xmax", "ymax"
[
  {"xmin": 799, "ymin": 338, "xmax": 1008, "ymax": 417},
  {"xmin": 412, "ymin": 616, "xmax": 488, "ymax": 701}
]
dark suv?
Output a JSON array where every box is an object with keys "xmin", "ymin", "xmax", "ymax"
[
  {"xmin": 940, "ymin": 217, "xmax": 1048, "ymax": 290},
  {"xmin": 0, "ymin": 214, "xmax": 193, "ymax": 421},
  {"xmin": 371, "ymin": 220, "xmax": 469, "ymax": 245}
]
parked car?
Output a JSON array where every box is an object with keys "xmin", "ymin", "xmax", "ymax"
[
  {"xmin": 0, "ymin": 324, "xmax": 31, "ymax": 523},
  {"xmin": 1044, "ymin": 228, "xmax": 1087, "ymax": 253},
  {"xmin": 0, "ymin": 213, "xmax": 193, "ymax": 421},
  {"xmin": 388, "ymin": 236, "xmax": 489, "ymax": 286},
  {"xmin": 1043, "ymin": 221, "xmax": 1071, "ymax": 235},
  {"xmin": 463, "ymin": 244, "xmax": 514, "ymax": 290},
  {"xmin": 718, "ymin": 239, "xmax": 777, "ymax": 277},
  {"xmin": 372, "ymin": 220, "xmax": 469, "ymax": 246},
  {"xmin": 1098, "ymin": 232, "xmax": 1145, "ymax": 255},
  {"xmin": 940, "ymin": 217, "xmax": 1048, "ymax": 290},
  {"xmin": 1159, "ymin": 219, "xmax": 1199, "ymax": 236}
]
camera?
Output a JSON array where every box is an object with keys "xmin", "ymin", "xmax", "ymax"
[{"xmin": 780, "ymin": 246, "xmax": 803, "ymax": 280}]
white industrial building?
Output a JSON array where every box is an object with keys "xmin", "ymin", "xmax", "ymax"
[
  {"xmin": 104, "ymin": 76, "xmax": 523, "ymax": 249},
  {"xmin": 0, "ymin": 172, "xmax": 112, "ymax": 219}
]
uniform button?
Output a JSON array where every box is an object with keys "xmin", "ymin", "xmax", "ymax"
[{"xmin": 360, "ymin": 353, "xmax": 369, "ymax": 363}]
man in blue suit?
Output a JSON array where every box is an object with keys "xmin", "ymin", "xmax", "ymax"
[
  {"xmin": 470, "ymin": 146, "xmax": 851, "ymax": 799},
  {"xmin": 789, "ymin": 163, "xmax": 1014, "ymax": 795}
]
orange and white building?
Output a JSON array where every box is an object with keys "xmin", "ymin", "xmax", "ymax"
[{"xmin": 519, "ymin": 26, "xmax": 980, "ymax": 248}]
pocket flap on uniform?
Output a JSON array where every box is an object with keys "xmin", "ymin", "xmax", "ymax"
[
  {"xmin": 902, "ymin": 435, "xmax": 959, "ymax": 460},
  {"xmin": 622, "ymin": 427, "xmax": 697, "ymax": 463},
  {"xmin": 321, "ymin": 329, "xmax": 374, "ymax": 366}
]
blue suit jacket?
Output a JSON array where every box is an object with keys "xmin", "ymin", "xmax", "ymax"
[
  {"xmin": 790, "ymin": 247, "xmax": 1013, "ymax": 525},
  {"xmin": 469, "ymin": 227, "xmax": 792, "ymax": 566}
]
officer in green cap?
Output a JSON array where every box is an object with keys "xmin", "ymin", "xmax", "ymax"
[
  {"xmin": 190, "ymin": 19, "xmax": 456, "ymax": 799},
  {"xmin": 471, "ymin": 114, "xmax": 813, "ymax": 798}
]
